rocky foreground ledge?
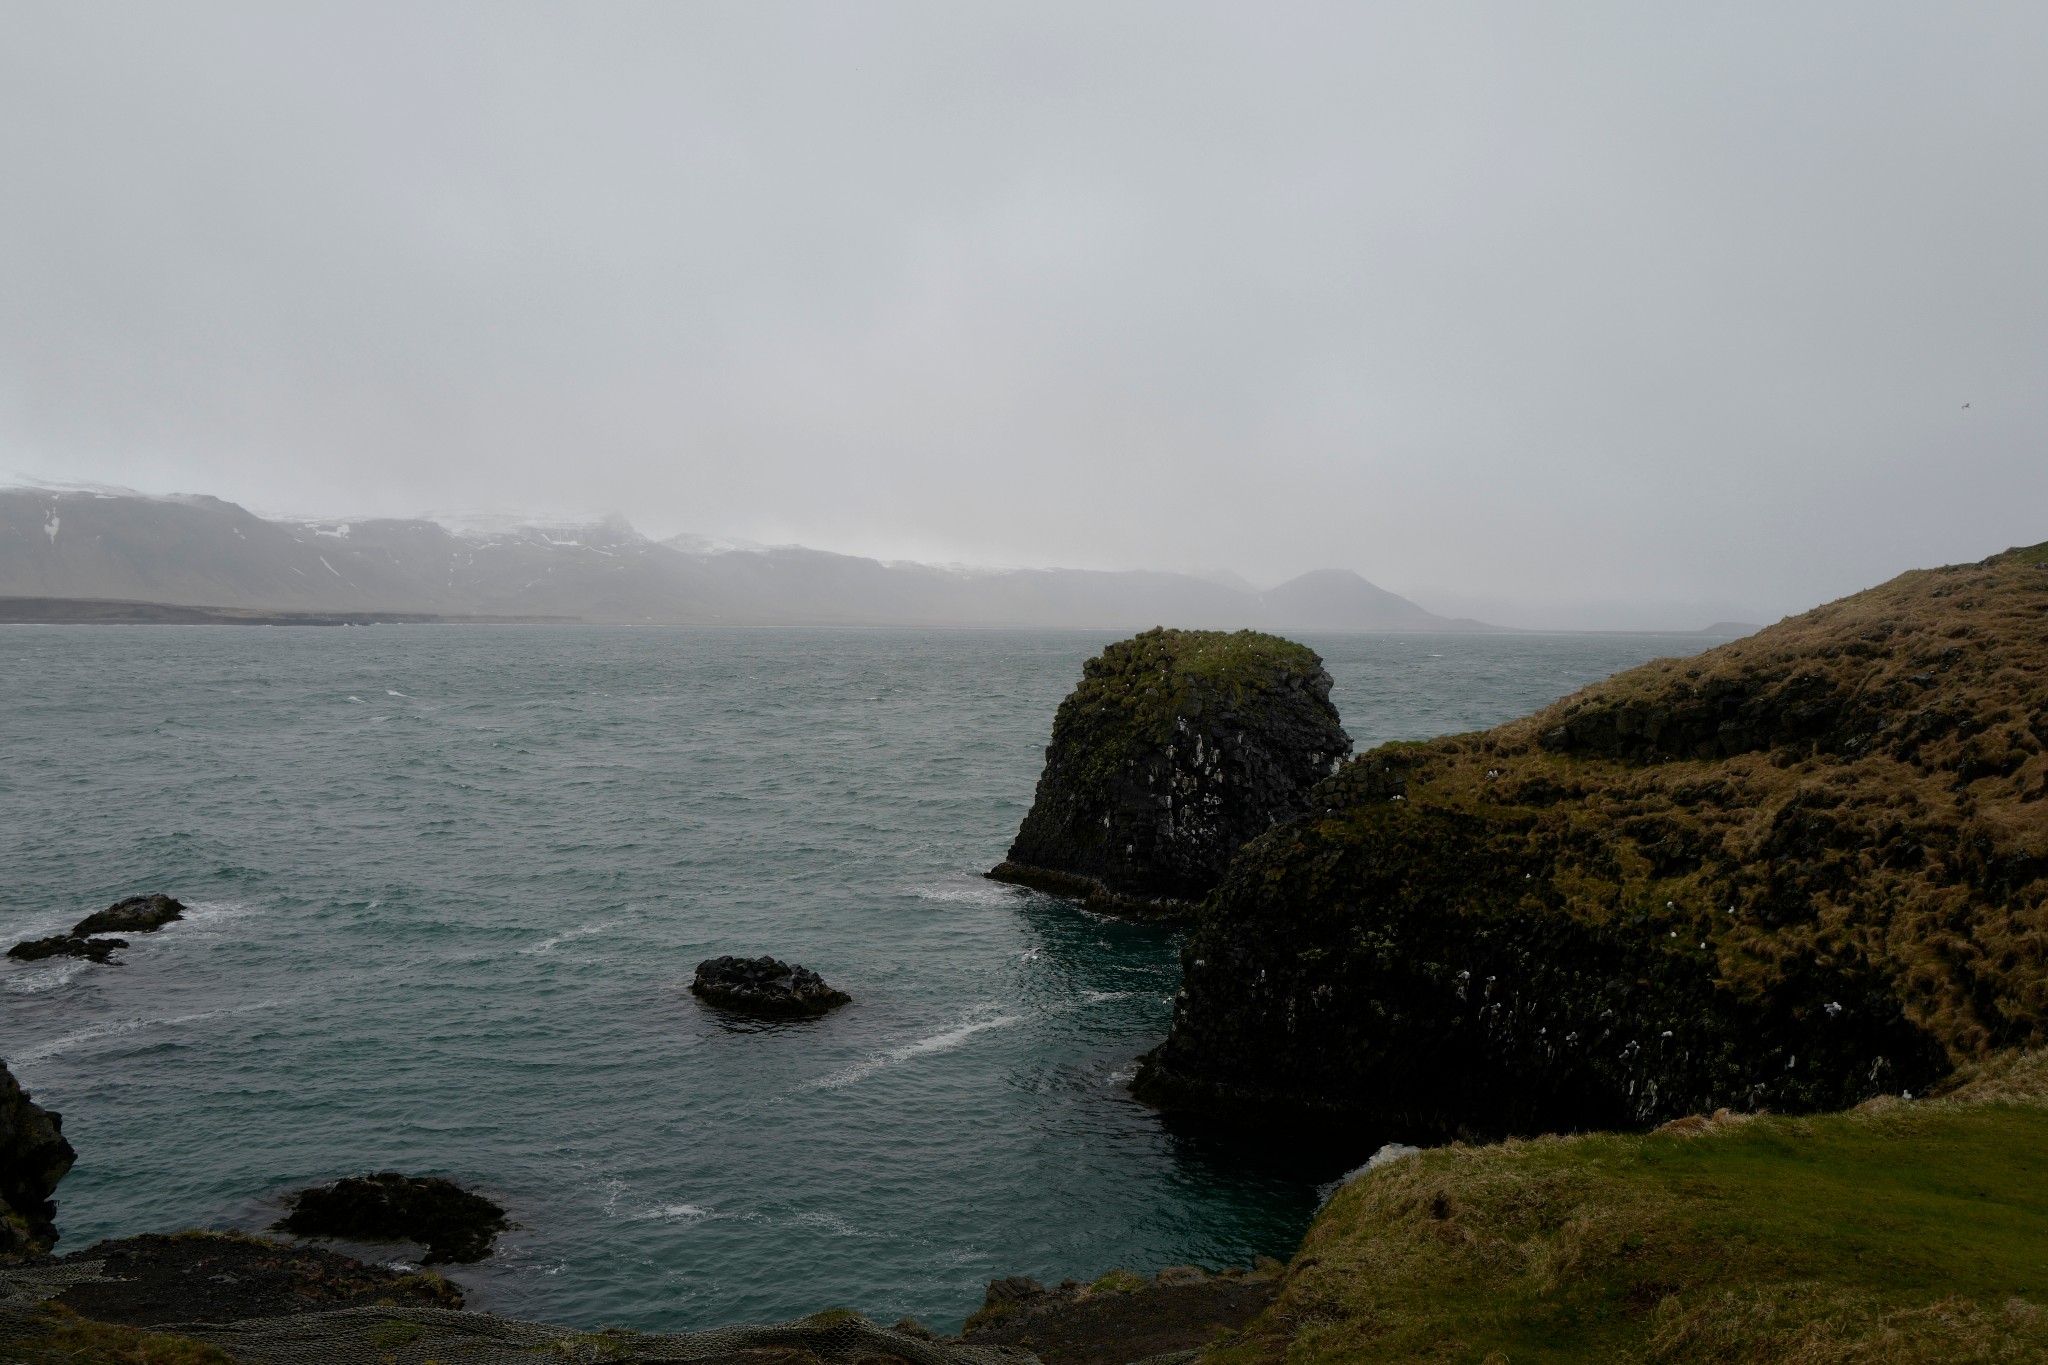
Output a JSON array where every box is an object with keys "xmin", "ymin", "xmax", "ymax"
[
  {"xmin": 991, "ymin": 629, "xmax": 1350, "ymax": 919},
  {"xmin": 1, "ymin": 1234, "xmax": 1270, "ymax": 1365},
  {"xmin": 1137, "ymin": 541, "xmax": 2048, "ymax": 1136}
]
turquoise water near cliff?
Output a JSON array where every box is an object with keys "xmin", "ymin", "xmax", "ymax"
[{"xmin": 0, "ymin": 626, "xmax": 1712, "ymax": 1332}]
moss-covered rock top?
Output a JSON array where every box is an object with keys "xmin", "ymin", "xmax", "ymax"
[
  {"xmin": 1140, "ymin": 548, "xmax": 2048, "ymax": 1132},
  {"xmin": 994, "ymin": 628, "xmax": 1350, "ymax": 915}
]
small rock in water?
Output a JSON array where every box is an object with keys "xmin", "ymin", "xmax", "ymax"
[
  {"xmin": 7, "ymin": 934, "xmax": 127, "ymax": 964},
  {"xmin": 74, "ymin": 894, "xmax": 185, "ymax": 936},
  {"xmin": 690, "ymin": 955, "xmax": 851, "ymax": 1018},
  {"xmin": 275, "ymin": 1171, "xmax": 509, "ymax": 1264}
]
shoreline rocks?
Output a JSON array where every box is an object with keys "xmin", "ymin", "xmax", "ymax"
[
  {"xmin": 0, "ymin": 1060, "xmax": 77, "ymax": 1258},
  {"xmin": 275, "ymin": 1172, "xmax": 509, "ymax": 1264},
  {"xmin": 52, "ymin": 1231, "xmax": 463, "ymax": 1324},
  {"xmin": 961, "ymin": 1262, "xmax": 1284, "ymax": 1365},
  {"xmin": 691, "ymin": 955, "xmax": 851, "ymax": 1018},
  {"xmin": 1135, "ymin": 546, "xmax": 2048, "ymax": 1136},
  {"xmin": 990, "ymin": 628, "xmax": 1350, "ymax": 920}
]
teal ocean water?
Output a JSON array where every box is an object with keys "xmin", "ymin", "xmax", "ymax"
[{"xmin": 0, "ymin": 626, "xmax": 1708, "ymax": 1332}]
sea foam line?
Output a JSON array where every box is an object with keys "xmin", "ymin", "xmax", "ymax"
[
  {"xmin": 807, "ymin": 1012, "xmax": 1024, "ymax": 1090},
  {"xmin": 11, "ymin": 999, "xmax": 285, "ymax": 1066},
  {"xmin": 520, "ymin": 920, "xmax": 615, "ymax": 955}
]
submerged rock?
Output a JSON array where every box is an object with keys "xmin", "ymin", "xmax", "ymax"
[
  {"xmin": 73, "ymin": 894, "xmax": 185, "ymax": 936},
  {"xmin": 1, "ymin": 1059, "xmax": 77, "ymax": 1257},
  {"xmin": 690, "ymin": 955, "xmax": 851, "ymax": 1018},
  {"xmin": 275, "ymin": 1172, "xmax": 509, "ymax": 1264},
  {"xmin": 989, "ymin": 628, "xmax": 1350, "ymax": 919},
  {"xmin": 1135, "ymin": 545, "xmax": 2048, "ymax": 1136},
  {"xmin": 7, "ymin": 934, "xmax": 127, "ymax": 964}
]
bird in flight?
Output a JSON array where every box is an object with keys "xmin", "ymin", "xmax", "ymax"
[{"xmin": 1962, "ymin": 402, "xmax": 1971, "ymax": 409}]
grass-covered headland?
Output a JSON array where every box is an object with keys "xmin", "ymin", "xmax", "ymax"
[{"xmin": 1217, "ymin": 1051, "xmax": 2048, "ymax": 1364}]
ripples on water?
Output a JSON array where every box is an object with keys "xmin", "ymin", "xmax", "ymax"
[{"xmin": 0, "ymin": 626, "xmax": 1706, "ymax": 1331}]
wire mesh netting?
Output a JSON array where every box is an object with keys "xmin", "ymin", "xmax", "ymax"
[{"xmin": 1, "ymin": 1260, "xmax": 1047, "ymax": 1365}]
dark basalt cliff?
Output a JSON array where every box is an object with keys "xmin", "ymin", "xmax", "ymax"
[
  {"xmin": 1, "ymin": 1060, "xmax": 77, "ymax": 1257},
  {"xmin": 991, "ymin": 628, "xmax": 1351, "ymax": 917},
  {"xmin": 1136, "ymin": 543, "xmax": 2048, "ymax": 1137}
]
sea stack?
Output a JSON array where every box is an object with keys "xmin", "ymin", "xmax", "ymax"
[
  {"xmin": 1135, "ymin": 543, "xmax": 2048, "ymax": 1137},
  {"xmin": 1, "ymin": 1060, "xmax": 77, "ymax": 1257},
  {"xmin": 989, "ymin": 628, "xmax": 1350, "ymax": 918}
]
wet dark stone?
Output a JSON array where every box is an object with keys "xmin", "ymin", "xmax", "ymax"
[
  {"xmin": 690, "ymin": 955, "xmax": 851, "ymax": 1018},
  {"xmin": 275, "ymin": 1172, "xmax": 509, "ymax": 1264},
  {"xmin": 54, "ymin": 1232, "xmax": 463, "ymax": 1323},
  {"xmin": 0, "ymin": 1059, "xmax": 77, "ymax": 1257},
  {"xmin": 6, "ymin": 934, "xmax": 126, "ymax": 964},
  {"xmin": 73, "ymin": 894, "xmax": 185, "ymax": 936}
]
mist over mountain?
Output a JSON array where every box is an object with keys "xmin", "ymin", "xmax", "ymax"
[{"xmin": 0, "ymin": 488, "xmax": 1494, "ymax": 632}]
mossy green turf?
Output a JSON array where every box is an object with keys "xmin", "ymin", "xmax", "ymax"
[
  {"xmin": 1217, "ymin": 1072, "xmax": 2048, "ymax": 1363},
  {"xmin": 1996, "ymin": 539, "xmax": 2048, "ymax": 567},
  {"xmin": 0, "ymin": 1307, "xmax": 232, "ymax": 1365}
]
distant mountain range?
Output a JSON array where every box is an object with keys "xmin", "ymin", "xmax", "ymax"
[{"xmin": 0, "ymin": 488, "xmax": 1496, "ymax": 631}]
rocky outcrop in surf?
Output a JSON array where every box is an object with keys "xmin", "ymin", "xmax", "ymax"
[
  {"xmin": 276, "ymin": 1172, "xmax": 509, "ymax": 1264},
  {"xmin": 1135, "ymin": 543, "xmax": 2048, "ymax": 1137},
  {"xmin": 72, "ymin": 895, "xmax": 184, "ymax": 936},
  {"xmin": 0, "ymin": 1061, "xmax": 76, "ymax": 1257},
  {"xmin": 7, "ymin": 894, "xmax": 187, "ymax": 966},
  {"xmin": 7, "ymin": 934, "xmax": 126, "ymax": 964},
  {"xmin": 989, "ymin": 628, "xmax": 1350, "ymax": 918},
  {"xmin": 690, "ymin": 956, "xmax": 851, "ymax": 1018}
]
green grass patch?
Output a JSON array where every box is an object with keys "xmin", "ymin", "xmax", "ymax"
[
  {"xmin": 0, "ymin": 1305, "xmax": 234, "ymax": 1365},
  {"xmin": 1214, "ymin": 1063, "xmax": 2048, "ymax": 1364}
]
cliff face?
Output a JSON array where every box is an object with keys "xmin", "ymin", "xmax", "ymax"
[
  {"xmin": 992, "ymin": 629, "xmax": 1351, "ymax": 916},
  {"xmin": 1137, "ymin": 544, "xmax": 2048, "ymax": 1136},
  {"xmin": 1, "ymin": 1061, "xmax": 76, "ymax": 1257}
]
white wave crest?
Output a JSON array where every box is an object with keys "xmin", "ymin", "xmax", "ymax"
[
  {"xmin": 634, "ymin": 1203, "xmax": 714, "ymax": 1222},
  {"xmin": 909, "ymin": 883, "xmax": 1021, "ymax": 906},
  {"xmin": 521, "ymin": 921, "xmax": 614, "ymax": 955},
  {"xmin": 3, "ymin": 959, "xmax": 90, "ymax": 995},
  {"xmin": 807, "ymin": 1011, "xmax": 1023, "ymax": 1090},
  {"xmin": 11, "ymin": 998, "xmax": 283, "ymax": 1066}
]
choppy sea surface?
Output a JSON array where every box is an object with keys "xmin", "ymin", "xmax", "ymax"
[{"xmin": 0, "ymin": 626, "xmax": 1714, "ymax": 1332}]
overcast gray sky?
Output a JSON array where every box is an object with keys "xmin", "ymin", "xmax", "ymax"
[{"xmin": 2, "ymin": 2, "xmax": 2043, "ymax": 628}]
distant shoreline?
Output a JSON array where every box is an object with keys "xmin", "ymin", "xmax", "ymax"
[
  {"xmin": 0, "ymin": 596, "xmax": 578, "ymax": 626},
  {"xmin": 0, "ymin": 595, "xmax": 1756, "ymax": 634}
]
